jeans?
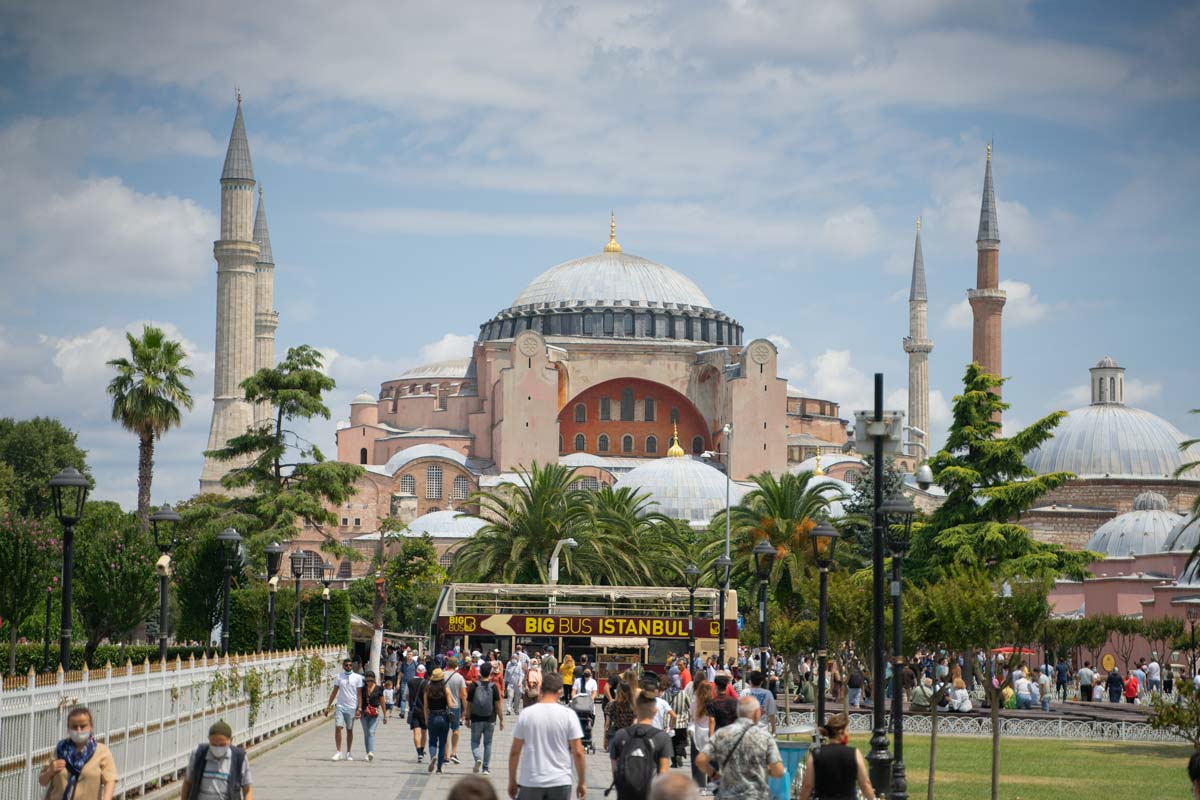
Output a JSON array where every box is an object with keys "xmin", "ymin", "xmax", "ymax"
[
  {"xmin": 1016, "ymin": 694, "xmax": 1033, "ymax": 710},
  {"xmin": 848, "ymin": 687, "xmax": 862, "ymax": 707},
  {"xmin": 428, "ymin": 711, "xmax": 451, "ymax": 769},
  {"xmin": 1040, "ymin": 695, "xmax": 1049, "ymax": 712},
  {"xmin": 470, "ymin": 719, "xmax": 495, "ymax": 769},
  {"xmin": 516, "ymin": 787, "xmax": 571, "ymax": 800},
  {"xmin": 400, "ymin": 680, "xmax": 408, "ymax": 715},
  {"xmin": 508, "ymin": 684, "xmax": 523, "ymax": 714},
  {"xmin": 361, "ymin": 713, "xmax": 379, "ymax": 753},
  {"xmin": 1147, "ymin": 678, "xmax": 1162, "ymax": 693}
]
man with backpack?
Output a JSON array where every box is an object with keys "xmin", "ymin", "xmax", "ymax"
[
  {"xmin": 467, "ymin": 662, "xmax": 504, "ymax": 774},
  {"xmin": 609, "ymin": 693, "xmax": 673, "ymax": 800},
  {"xmin": 179, "ymin": 720, "xmax": 253, "ymax": 800}
]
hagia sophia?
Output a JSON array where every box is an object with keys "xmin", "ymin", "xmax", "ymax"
[{"xmin": 198, "ymin": 100, "xmax": 1200, "ymax": 639}]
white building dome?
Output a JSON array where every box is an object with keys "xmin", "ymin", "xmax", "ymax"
[
  {"xmin": 1164, "ymin": 513, "xmax": 1200, "ymax": 553},
  {"xmin": 383, "ymin": 444, "xmax": 470, "ymax": 475},
  {"xmin": 1083, "ymin": 492, "xmax": 1183, "ymax": 557},
  {"xmin": 511, "ymin": 251, "xmax": 714, "ymax": 310},
  {"xmin": 352, "ymin": 391, "xmax": 376, "ymax": 404},
  {"xmin": 614, "ymin": 455, "xmax": 750, "ymax": 526},
  {"xmin": 398, "ymin": 359, "xmax": 472, "ymax": 380},
  {"xmin": 404, "ymin": 509, "xmax": 487, "ymax": 539}
]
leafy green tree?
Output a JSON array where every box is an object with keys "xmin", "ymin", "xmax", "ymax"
[
  {"xmin": 842, "ymin": 456, "xmax": 905, "ymax": 564},
  {"xmin": 0, "ymin": 417, "xmax": 91, "ymax": 518},
  {"xmin": 72, "ymin": 502, "xmax": 158, "ymax": 665},
  {"xmin": 1145, "ymin": 616, "xmax": 1185, "ymax": 665},
  {"xmin": 1077, "ymin": 615, "xmax": 1115, "ymax": 670},
  {"xmin": 1177, "ymin": 408, "xmax": 1200, "ymax": 554},
  {"xmin": 1151, "ymin": 681, "xmax": 1200, "ymax": 749},
  {"xmin": 381, "ymin": 532, "xmax": 448, "ymax": 633},
  {"xmin": 203, "ymin": 345, "xmax": 364, "ymax": 558},
  {"xmin": 106, "ymin": 325, "xmax": 195, "ymax": 527},
  {"xmin": 1110, "ymin": 616, "xmax": 1146, "ymax": 671},
  {"xmin": 906, "ymin": 364, "xmax": 1096, "ymax": 583},
  {"xmin": 0, "ymin": 513, "xmax": 58, "ymax": 675}
]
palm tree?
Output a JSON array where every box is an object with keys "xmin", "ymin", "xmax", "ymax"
[
  {"xmin": 107, "ymin": 325, "xmax": 194, "ymax": 527},
  {"xmin": 706, "ymin": 470, "xmax": 846, "ymax": 605},
  {"xmin": 1177, "ymin": 408, "xmax": 1200, "ymax": 519}
]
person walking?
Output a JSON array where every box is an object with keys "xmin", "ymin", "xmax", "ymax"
[
  {"xmin": 426, "ymin": 667, "xmax": 455, "ymax": 774},
  {"xmin": 508, "ymin": 672, "xmax": 587, "ymax": 800},
  {"xmin": 359, "ymin": 670, "xmax": 386, "ymax": 762},
  {"xmin": 609, "ymin": 692, "xmax": 673, "ymax": 800},
  {"xmin": 707, "ymin": 674, "xmax": 739, "ymax": 733},
  {"xmin": 571, "ymin": 667, "xmax": 599, "ymax": 754},
  {"xmin": 606, "ymin": 676, "xmax": 637, "ymax": 753},
  {"xmin": 688, "ymin": 678, "xmax": 713, "ymax": 791},
  {"xmin": 541, "ymin": 646, "xmax": 559, "ymax": 678},
  {"xmin": 796, "ymin": 712, "xmax": 876, "ymax": 800},
  {"xmin": 663, "ymin": 677, "xmax": 690, "ymax": 768},
  {"xmin": 507, "ymin": 653, "xmax": 526, "ymax": 715},
  {"xmin": 38, "ymin": 706, "xmax": 118, "ymax": 800},
  {"xmin": 524, "ymin": 661, "xmax": 544, "ymax": 709},
  {"xmin": 325, "ymin": 655, "xmax": 365, "ymax": 761},
  {"xmin": 446, "ymin": 658, "xmax": 469, "ymax": 765},
  {"xmin": 695, "ymin": 696, "xmax": 785, "ymax": 800},
  {"xmin": 1054, "ymin": 658, "xmax": 1071, "ymax": 701},
  {"xmin": 1106, "ymin": 668, "xmax": 1124, "ymax": 703},
  {"xmin": 468, "ymin": 662, "xmax": 505, "ymax": 775},
  {"xmin": 740, "ymin": 671, "xmax": 778, "ymax": 735},
  {"xmin": 1146, "ymin": 656, "xmax": 1162, "ymax": 695},
  {"xmin": 408, "ymin": 664, "xmax": 430, "ymax": 764},
  {"xmin": 846, "ymin": 664, "xmax": 865, "ymax": 709},
  {"xmin": 1036, "ymin": 668, "xmax": 1052, "ymax": 712},
  {"xmin": 560, "ymin": 655, "xmax": 577, "ymax": 702},
  {"xmin": 1076, "ymin": 661, "xmax": 1094, "ymax": 702},
  {"xmin": 1123, "ymin": 670, "xmax": 1140, "ymax": 704},
  {"xmin": 179, "ymin": 719, "xmax": 253, "ymax": 800}
]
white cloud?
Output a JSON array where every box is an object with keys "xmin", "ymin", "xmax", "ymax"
[
  {"xmin": 418, "ymin": 333, "xmax": 477, "ymax": 364},
  {"xmin": 1059, "ymin": 377, "xmax": 1163, "ymax": 408},
  {"xmin": 943, "ymin": 279, "xmax": 1048, "ymax": 330}
]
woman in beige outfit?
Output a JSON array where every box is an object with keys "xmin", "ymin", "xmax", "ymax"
[{"xmin": 38, "ymin": 706, "xmax": 117, "ymax": 800}]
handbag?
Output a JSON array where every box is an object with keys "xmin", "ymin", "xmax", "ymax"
[{"xmin": 363, "ymin": 703, "xmax": 379, "ymax": 717}]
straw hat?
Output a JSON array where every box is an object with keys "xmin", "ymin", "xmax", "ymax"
[{"xmin": 431, "ymin": 668, "xmax": 446, "ymax": 682}]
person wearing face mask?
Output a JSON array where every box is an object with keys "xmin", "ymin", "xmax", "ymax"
[
  {"xmin": 180, "ymin": 720, "xmax": 253, "ymax": 800},
  {"xmin": 39, "ymin": 706, "xmax": 117, "ymax": 800}
]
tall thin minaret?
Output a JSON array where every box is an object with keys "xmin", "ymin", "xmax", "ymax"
[
  {"xmin": 252, "ymin": 186, "xmax": 278, "ymax": 427},
  {"xmin": 903, "ymin": 217, "xmax": 932, "ymax": 458},
  {"xmin": 201, "ymin": 93, "xmax": 261, "ymax": 494},
  {"xmin": 967, "ymin": 143, "xmax": 1006, "ymax": 418}
]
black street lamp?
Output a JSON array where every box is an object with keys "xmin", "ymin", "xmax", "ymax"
[
  {"xmin": 264, "ymin": 542, "xmax": 285, "ymax": 651},
  {"xmin": 49, "ymin": 467, "xmax": 89, "ymax": 672},
  {"xmin": 290, "ymin": 551, "xmax": 306, "ymax": 649},
  {"xmin": 752, "ymin": 540, "xmax": 776, "ymax": 654},
  {"xmin": 881, "ymin": 493, "xmax": 916, "ymax": 800},
  {"xmin": 1188, "ymin": 606, "xmax": 1199, "ymax": 678},
  {"xmin": 149, "ymin": 504, "xmax": 181, "ymax": 664},
  {"xmin": 810, "ymin": 520, "xmax": 839, "ymax": 732},
  {"xmin": 321, "ymin": 561, "xmax": 334, "ymax": 645},
  {"xmin": 714, "ymin": 555, "xmax": 732, "ymax": 668},
  {"xmin": 866, "ymin": 374, "xmax": 893, "ymax": 793},
  {"xmin": 684, "ymin": 564, "xmax": 700, "ymax": 666},
  {"xmin": 216, "ymin": 527, "xmax": 242, "ymax": 656}
]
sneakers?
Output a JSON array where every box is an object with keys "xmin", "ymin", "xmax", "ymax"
[
  {"xmin": 482, "ymin": 767, "xmax": 491, "ymax": 775},
  {"xmin": 331, "ymin": 751, "xmax": 343, "ymax": 762},
  {"xmin": 366, "ymin": 752, "xmax": 374, "ymax": 762},
  {"xmin": 450, "ymin": 755, "xmax": 461, "ymax": 765},
  {"xmin": 473, "ymin": 759, "xmax": 482, "ymax": 774},
  {"xmin": 345, "ymin": 753, "xmax": 354, "ymax": 761},
  {"xmin": 428, "ymin": 759, "xmax": 436, "ymax": 773}
]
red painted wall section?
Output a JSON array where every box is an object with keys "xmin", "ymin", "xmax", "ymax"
[{"xmin": 557, "ymin": 377, "xmax": 710, "ymax": 457}]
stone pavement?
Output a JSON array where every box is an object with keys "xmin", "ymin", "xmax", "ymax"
[{"xmin": 247, "ymin": 706, "xmax": 636, "ymax": 799}]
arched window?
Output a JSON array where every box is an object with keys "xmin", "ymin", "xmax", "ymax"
[
  {"xmin": 1110, "ymin": 377, "xmax": 1116, "ymax": 402},
  {"xmin": 603, "ymin": 310, "xmax": 615, "ymax": 336},
  {"xmin": 399, "ymin": 475, "xmax": 416, "ymax": 496},
  {"xmin": 338, "ymin": 558, "xmax": 352, "ymax": 579},
  {"xmin": 1098, "ymin": 379, "xmax": 1106, "ymax": 402},
  {"xmin": 620, "ymin": 388, "xmax": 634, "ymax": 421},
  {"xmin": 1119, "ymin": 377, "xmax": 1124, "ymax": 402},
  {"xmin": 453, "ymin": 475, "xmax": 470, "ymax": 500},
  {"xmin": 570, "ymin": 477, "xmax": 601, "ymax": 492},
  {"xmin": 359, "ymin": 447, "xmax": 368, "ymax": 464},
  {"xmin": 575, "ymin": 403, "xmax": 587, "ymax": 423},
  {"xmin": 559, "ymin": 434, "xmax": 564, "ymax": 452},
  {"xmin": 624, "ymin": 312, "xmax": 635, "ymax": 336},
  {"xmin": 622, "ymin": 435, "xmax": 634, "ymax": 453},
  {"xmin": 426, "ymin": 465, "xmax": 443, "ymax": 499},
  {"xmin": 692, "ymin": 436, "xmax": 704, "ymax": 455},
  {"xmin": 644, "ymin": 398, "xmax": 656, "ymax": 421},
  {"xmin": 424, "ymin": 383, "xmax": 432, "ymax": 394},
  {"xmin": 670, "ymin": 407, "xmax": 679, "ymax": 424},
  {"xmin": 598, "ymin": 434, "xmax": 610, "ymax": 453},
  {"xmin": 646, "ymin": 435, "xmax": 658, "ymax": 454},
  {"xmin": 600, "ymin": 397, "xmax": 611, "ymax": 421},
  {"xmin": 574, "ymin": 434, "xmax": 586, "ymax": 452}
]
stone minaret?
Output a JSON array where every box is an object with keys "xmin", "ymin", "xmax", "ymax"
[
  {"xmin": 967, "ymin": 143, "xmax": 1006, "ymax": 418},
  {"xmin": 252, "ymin": 186, "xmax": 279, "ymax": 427},
  {"xmin": 903, "ymin": 217, "xmax": 932, "ymax": 457},
  {"xmin": 201, "ymin": 94, "xmax": 261, "ymax": 494}
]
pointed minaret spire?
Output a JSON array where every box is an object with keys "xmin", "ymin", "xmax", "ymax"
[
  {"xmin": 977, "ymin": 142, "xmax": 998, "ymax": 244},
  {"xmin": 968, "ymin": 142, "xmax": 1006, "ymax": 422},
  {"xmin": 904, "ymin": 215, "xmax": 933, "ymax": 461},
  {"xmin": 221, "ymin": 91, "xmax": 255, "ymax": 181},
  {"xmin": 253, "ymin": 186, "xmax": 273, "ymax": 264},
  {"xmin": 909, "ymin": 216, "xmax": 926, "ymax": 302}
]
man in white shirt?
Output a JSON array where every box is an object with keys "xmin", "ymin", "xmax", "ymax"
[
  {"xmin": 324, "ymin": 656, "xmax": 365, "ymax": 761},
  {"xmin": 639, "ymin": 679, "xmax": 676, "ymax": 732},
  {"xmin": 1146, "ymin": 658, "xmax": 1162, "ymax": 694},
  {"xmin": 509, "ymin": 672, "xmax": 586, "ymax": 800}
]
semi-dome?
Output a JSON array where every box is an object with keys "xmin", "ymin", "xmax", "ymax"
[
  {"xmin": 398, "ymin": 359, "xmax": 472, "ymax": 380},
  {"xmin": 1164, "ymin": 514, "xmax": 1200, "ymax": 553},
  {"xmin": 404, "ymin": 509, "xmax": 486, "ymax": 539},
  {"xmin": 1083, "ymin": 493, "xmax": 1183, "ymax": 557},
  {"xmin": 511, "ymin": 251, "xmax": 713, "ymax": 310},
  {"xmin": 383, "ymin": 444, "xmax": 470, "ymax": 475},
  {"xmin": 614, "ymin": 455, "xmax": 750, "ymax": 526}
]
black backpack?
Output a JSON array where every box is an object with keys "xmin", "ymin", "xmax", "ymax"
[
  {"xmin": 470, "ymin": 681, "xmax": 494, "ymax": 718},
  {"xmin": 609, "ymin": 724, "xmax": 658, "ymax": 799}
]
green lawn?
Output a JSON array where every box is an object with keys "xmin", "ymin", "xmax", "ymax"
[{"xmin": 835, "ymin": 735, "xmax": 1188, "ymax": 800}]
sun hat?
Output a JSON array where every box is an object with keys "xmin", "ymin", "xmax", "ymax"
[{"xmin": 431, "ymin": 668, "xmax": 446, "ymax": 682}]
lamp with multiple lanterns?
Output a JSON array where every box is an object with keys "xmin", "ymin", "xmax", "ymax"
[
  {"xmin": 48, "ymin": 467, "xmax": 90, "ymax": 672},
  {"xmin": 321, "ymin": 561, "xmax": 334, "ymax": 645}
]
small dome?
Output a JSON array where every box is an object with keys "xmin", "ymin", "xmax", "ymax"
[
  {"xmin": 352, "ymin": 391, "xmax": 376, "ymax": 404},
  {"xmin": 559, "ymin": 452, "xmax": 611, "ymax": 468},
  {"xmin": 1133, "ymin": 492, "xmax": 1169, "ymax": 511},
  {"xmin": 1085, "ymin": 505, "xmax": 1184, "ymax": 557},
  {"xmin": 383, "ymin": 444, "xmax": 469, "ymax": 475},
  {"xmin": 399, "ymin": 359, "xmax": 472, "ymax": 380},
  {"xmin": 1024, "ymin": 404, "xmax": 1200, "ymax": 479},
  {"xmin": 1096, "ymin": 356, "xmax": 1119, "ymax": 369},
  {"xmin": 405, "ymin": 509, "xmax": 486, "ymax": 539},
  {"xmin": 790, "ymin": 455, "xmax": 864, "ymax": 475},
  {"xmin": 1165, "ymin": 514, "xmax": 1200, "ymax": 553},
  {"xmin": 615, "ymin": 456, "xmax": 750, "ymax": 526}
]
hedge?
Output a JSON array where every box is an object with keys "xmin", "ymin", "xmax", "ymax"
[
  {"xmin": 227, "ymin": 584, "xmax": 350, "ymax": 654},
  {"xmin": 1, "ymin": 644, "xmax": 211, "ymax": 676}
]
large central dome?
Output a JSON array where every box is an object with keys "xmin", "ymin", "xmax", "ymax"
[{"xmin": 511, "ymin": 251, "xmax": 714, "ymax": 310}]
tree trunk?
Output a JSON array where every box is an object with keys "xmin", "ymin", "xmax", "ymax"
[
  {"xmin": 927, "ymin": 701, "xmax": 939, "ymax": 800},
  {"xmin": 137, "ymin": 432, "xmax": 154, "ymax": 531},
  {"xmin": 369, "ymin": 535, "xmax": 385, "ymax": 677},
  {"xmin": 989, "ymin": 698, "xmax": 1000, "ymax": 800},
  {"xmin": 8, "ymin": 626, "xmax": 17, "ymax": 677}
]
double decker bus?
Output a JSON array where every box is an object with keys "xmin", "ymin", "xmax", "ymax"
[{"xmin": 430, "ymin": 583, "xmax": 739, "ymax": 678}]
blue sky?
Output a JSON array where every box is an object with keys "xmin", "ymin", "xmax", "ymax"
[{"xmin": 0, "ymin": 0, "xmax": 1197, "ymax": 508}]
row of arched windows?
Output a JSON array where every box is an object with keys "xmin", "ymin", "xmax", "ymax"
[
  {"xmin": 568, "ymin": 433, "xmax": 702, "ymax": 455},
  {"xmin": 574, "ymin": 394, "xmax": 665, "ymax": 423},
  {"xmin": 482, "ymin": 310, "xmax": 743, "ymax": 345},
  {"xmin": 391, "ymin": 467, "xmax": 473, "ymax": 501}
]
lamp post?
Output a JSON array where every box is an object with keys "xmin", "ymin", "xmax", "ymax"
[
  {"xmin": 810, "ymin": 521, "xmax": 839, "ymax": 733},
  {"xmin": 548, "ymin": 538, "xmax": 578, "ymax": 613},
  {"xmin": 903, "ymin": 426, "xmax": 935, "ymax": 491},
  {"xmin": 321, "ymin": 561, "xmax": 334, "ymax": 645},
  {"xmin": 865, "ymin": 373, "xmax": 894, "ymax": 792},
  {"xmin": 149, "ymin": 504, "xmax": 181, "ymax": 663},
  {"xmin": 1188, "ymin": 606, "xmax": 1199, "ymax": 678},
  {"xmin": 882, "ymin": 494, "xmax": 916, "ymax": 800},
  {"xmin": 752, "ymin": 539, "xmax": 775, "ymax": 654},
  {"xmin": 713, "ymin": 555, "xmax": 732, "ymax": 666},
  {"xmin": 216, "ymin": 527, "xmax": 242, "ymax": 657},
  {"xmin": 49, "ymin": 467, "xmax": 90, "ymax": 672},
  {"xmin": 720, "ymin": 424, "xmax": 733, "ymax": 665},
  {"xmin": 264, "ymin": 542, "xmax": 285, "ymax": 651},
  {"xmin": 290, "ymin": 551, "xmax": 306, "ymax": 649},
  {"xmin": 684, "ymin": 564, "xmax": 700, "ymax": 667}
]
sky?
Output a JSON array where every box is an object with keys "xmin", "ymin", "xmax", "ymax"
[{"xmin": 0, "ymin": 0, "xmax": 1197, "ymax": 509}]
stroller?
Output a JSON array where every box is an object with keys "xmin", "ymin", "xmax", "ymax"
[{"xmin": 570, "ymin": 692, "xmax": 597, "ymax": 754}]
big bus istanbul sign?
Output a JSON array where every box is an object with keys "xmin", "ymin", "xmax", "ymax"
[{"xmin": 439, "ymin": 613, "xmax": 738, "ymax": 640}]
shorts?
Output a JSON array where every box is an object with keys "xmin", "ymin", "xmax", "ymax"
[
  {"xmin": 410, "ymin": 714, "xmax": 427, "ymax": 730},
  {"xmin": 386, "ymin": 703, "xmax": 394, "ymax": 712},
  {"xmin": 448, "ymin": 707, "xmax": 462, "ymax": 731},
  {"xmin": 334, "ymin": 705, "xmax": 356, "ymax": 729}
]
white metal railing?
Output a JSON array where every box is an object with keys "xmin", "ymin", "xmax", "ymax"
[{"xmin": 0, "ymin": 647, "xmax": 342, "ymax": 800}]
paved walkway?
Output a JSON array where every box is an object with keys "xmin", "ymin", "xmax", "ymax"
[{"xmin": 248, "ymin": 706, "xmax": 631, "ymax": 800}]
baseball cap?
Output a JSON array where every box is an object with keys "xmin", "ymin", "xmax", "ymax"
[{"xmin": 416, "ymin": 664, "xmax": 426, "ymax": 674}]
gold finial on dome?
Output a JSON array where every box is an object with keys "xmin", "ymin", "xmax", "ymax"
[
  {"xmin": 667, "ymin": 423, "xmax": 685, "ymax": 458},
  {"xmin": 915, "ymin": 216, "xmax": 920, "ymax": 234},
  {"xmin": 604, "ymin": 211, "xmax": 621, "ymax": 253},
  {"xmin": 814, "ymin": 446, "xmax": 824, "ymax": 476}
]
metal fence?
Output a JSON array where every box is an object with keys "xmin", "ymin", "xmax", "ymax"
[
  {"xmin": 0, "ymin": 647, "xmax": 341, "ymax": 800},
  {"xmin": 776, "ymin": 710, "xmax": 1177, "ymax": 742}
]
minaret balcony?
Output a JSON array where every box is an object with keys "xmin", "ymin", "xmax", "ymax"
[{"xmin": 903, "ymin": 336, "xmax": 933, "ymax": 354}]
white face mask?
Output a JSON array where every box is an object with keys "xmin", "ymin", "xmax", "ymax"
[
  {"xmin": 69, "ymin": 730, "xmax": 91, "ymax": 745},
  {"xmin": 209, "ymin": 745, "xmax": 229, "ymax": 758}
]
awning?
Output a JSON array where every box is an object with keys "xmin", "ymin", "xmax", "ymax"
[{"xmin": 593, "ymin": 637, "xmax": 649, "ymax": 648}]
